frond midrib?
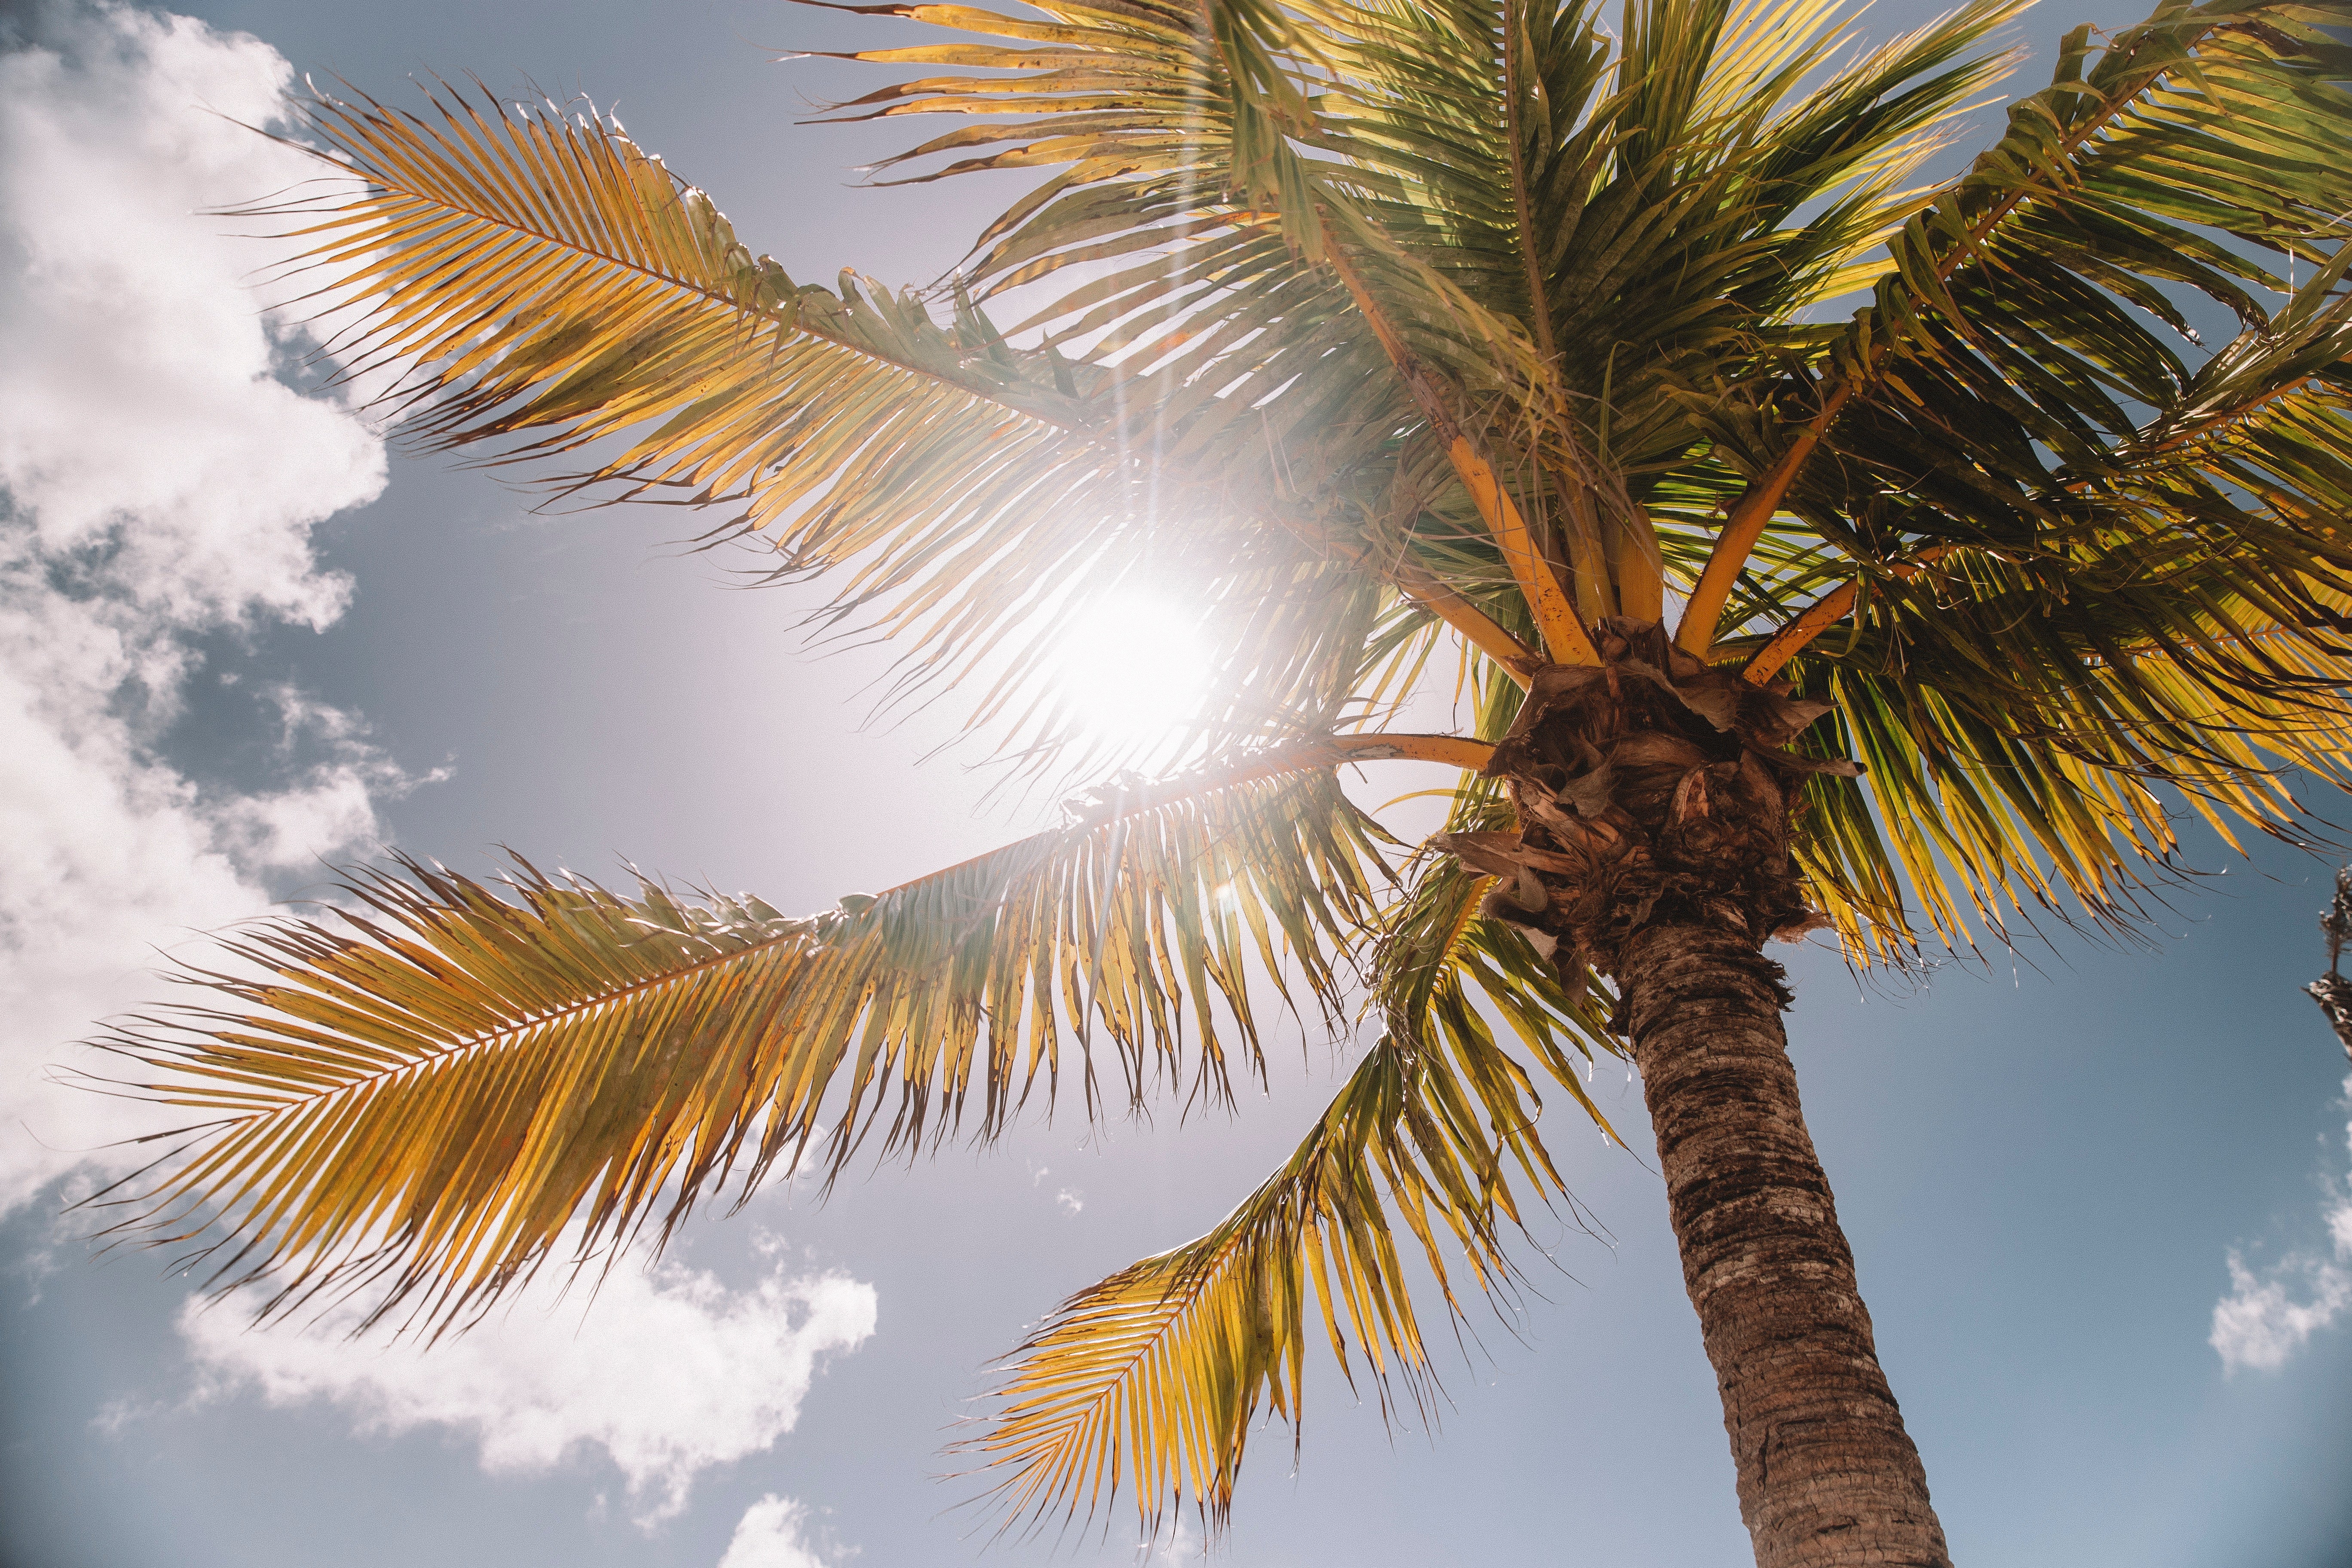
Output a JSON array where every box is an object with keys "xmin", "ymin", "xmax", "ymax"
[
  {"xmin": 173, "ymin": 922, "xmax": 809, "ymax": 1123},
  {"xmin": 332, "ymin": 135, "xmax": 1096, "ymax": 438}
]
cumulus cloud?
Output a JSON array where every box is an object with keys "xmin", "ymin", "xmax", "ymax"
[
  {"xmin": 0, "ymin": 0, "xmax": 399, "ymax": 1208},
  {"xmin": 178, "ymin": 1253, "xmax": 878, "ymax": 1526},
  {"xmin": 718, "ymin": 1495, "xmax": 840, "ymax": 1568},
  {"xmin": 2211, "ymin": 1075, "xmax": 2352, "ymax": 1372}
]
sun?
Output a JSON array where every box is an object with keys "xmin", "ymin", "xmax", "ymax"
[{"xmin": 1048, "ymin": 594, "xmax": 1214, "ymax": 762}]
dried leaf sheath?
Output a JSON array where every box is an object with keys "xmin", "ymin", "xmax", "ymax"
[{"xmin": 91, "ymin": 768, "xmax": 1390, "ymax": 1332}]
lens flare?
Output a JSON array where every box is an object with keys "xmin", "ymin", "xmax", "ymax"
[{"xmin": 1050, "ymin": 595, "xmax": 1213, "ymax": 760}]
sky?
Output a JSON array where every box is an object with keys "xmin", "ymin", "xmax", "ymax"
[{"xmin": 1, "ymin": 0, "xmax": 2350, "ymax": 1565}]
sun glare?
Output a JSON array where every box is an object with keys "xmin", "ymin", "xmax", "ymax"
[{"xmin": 1050, "ymin": 595, "xmax": 1214, "ymax": 761}]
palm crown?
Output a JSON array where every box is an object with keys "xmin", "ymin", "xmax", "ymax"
[{"xmin": 89, "ymin": 0, "xmax": 2352, "ymax": 1557}]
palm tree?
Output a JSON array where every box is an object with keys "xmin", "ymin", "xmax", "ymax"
[{"xmin": 88, "ymin": 0, "xmax": 2352, "ymax": 1561}]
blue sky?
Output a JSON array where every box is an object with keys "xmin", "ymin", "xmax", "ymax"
[{"xmin": 2, "ymin": 1, "xmax": 2350, "ymax": 1564}]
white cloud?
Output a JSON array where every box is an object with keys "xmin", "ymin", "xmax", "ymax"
[
  {"xmin": 2211, "ymin": 1075, "xmax": 2352, "ymax": 1372},
  {"xmin": 718, "ymin": 1495, "xmax": 839, "ymax": 1568},
  {"xmin": 179, "ymin": 1254, "xmax": 879, "ymax": 1526},
  {"xmin": 3, "ymin": 12, "xmax": 879, "ymax": 1547},
  {"xmin": 1056, "ymin": 1188, "xmax": 1085, "ymax": 1217},
  {"xmin": 0, "ymin": 1, "xmax": 397, "ymax": 1209},
  {"xmin": 1137, "ymin": 1510, "xmax": 1203, "ymax": 1562},
  {"xmin": 2210, "ymin": 1249, "xmax": 2351, "ymax": 1372}
]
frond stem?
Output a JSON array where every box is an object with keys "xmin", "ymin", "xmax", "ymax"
[
  {"xmin": 1737, "ymin": 545, "xmax": 1958, "ymax": 683},
  {"xmin": 1322, "ymin": 235, "xmax": 1601, "ymax": 667},
  {"xmin": 1392, "ymin": 562, "xmax": 1547, "ymax": 684},
  {"xmin": 873, "ymin": 736, "xmax": 1496, "ymax": 916},
  {"xmin": 1260, "ymin": 501, "xmax": 1540, "ymax": 683},
  {"xmin": 1675, "ymin": 381, "xmax": 1855, "ymax": 658},
  {"xmin": 1740, "ymin": 579, "xmax": 1857, "ymax": 684},
  {"xmin": 1501, "ymin": 1, "xmax": 1558, "ymax": 374},
  {"xmin": 2103, "ymin": 371, "xmax": 2335, "ymax": 475}
]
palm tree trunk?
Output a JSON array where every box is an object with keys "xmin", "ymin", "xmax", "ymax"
[
  {"xmin": 1456, "ymin": 615, "xmax": 1949, "ymax": 1564},
  {"xmin": 1618, "ymin": 917, "xmax": 1950, "ymax": 1568}
]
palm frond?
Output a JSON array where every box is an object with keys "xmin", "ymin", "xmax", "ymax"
[
  {"xmin": 275, "ymin": 80, "xmax": 1098, "ymax": 491},
  {"xmin": 88, "ymin": 750, "xmax": 1400, "ymax": 1332},
  {"xmin": 968, "ymin": 667, "xmax": 1614, "ymax": 1538},
  {"xmin": 254, "ymin": 79, "xmax": 1508, "ymax": 786},
  {"xmin": 965, "ymin": 1014, "xmax": 1580, "ymax": 1538},
  {"xmin": 824, "ymin": 0, "xmax": 2020, "ymax": 655},
  {"xmin": 1695, "ymin": 0, "xmax": 2352, "ymax": 946}
]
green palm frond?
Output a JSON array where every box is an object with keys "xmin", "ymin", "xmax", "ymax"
[
  {"xmin": 1800, "ymin": 586, "xmax": 2352, "ymax": 949},
  {"xmin": 1496, "ymin": 0, "xmax": 2018, "ymax": 467},
  {"xmin": 1694, "ymin": 0, "xmax": 2352, "ymax": 946},
  {"xmin": 818, "ymin": 0, "xmax": 2023, "ymax": 664},
  {"xmin": 89, "ymin": 754, "xmax": 1393, "ymax": 1332},
  {"xmin": 1783, "ymin": 0, "xmax": 2352, "ymax": 558}
]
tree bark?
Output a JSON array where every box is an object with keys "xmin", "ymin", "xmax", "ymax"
[
  {"xmin": 1620, "ymin": 920, "xmax": 1948, "ymax": 1568},
  {"xmin": 1440, "ymin": 615, "xmax": 1948, "ymax": 1567}
]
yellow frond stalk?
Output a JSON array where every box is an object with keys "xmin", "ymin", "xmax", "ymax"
[
  {"xmin": 1449, "ymin": 436, "xmax": 1603, "ymax": 665},
  {"xmin": 1675, "ymin": 385, "xmax": 1854, "ymax": 658},
  {"xmin": 1743, "ymin": 580, "xmax": 1858, "ymax": 684},
  {"xmin": 1323, "ymin": 237, "xmax": 1599, "ymax": 667}
]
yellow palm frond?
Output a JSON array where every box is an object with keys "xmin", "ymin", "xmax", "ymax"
[
  {"xmin": 90, "ymin": 744, "xmax": 1415, "ymax": 1332},
  {"xmin": 254, "ymin": 82, "xmax": 1353, "ymax": 775},
  {"xmin": 971, "ymin": 682, "xmax": 1618, "ymax": 1535},
  {"xmin": 273, "ymin": 82, "xmax": 1097, "ymax": 507},
  {"xmin": 967, "ymin": 1015, "xmax": 1578, "ymax": 1536}
]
